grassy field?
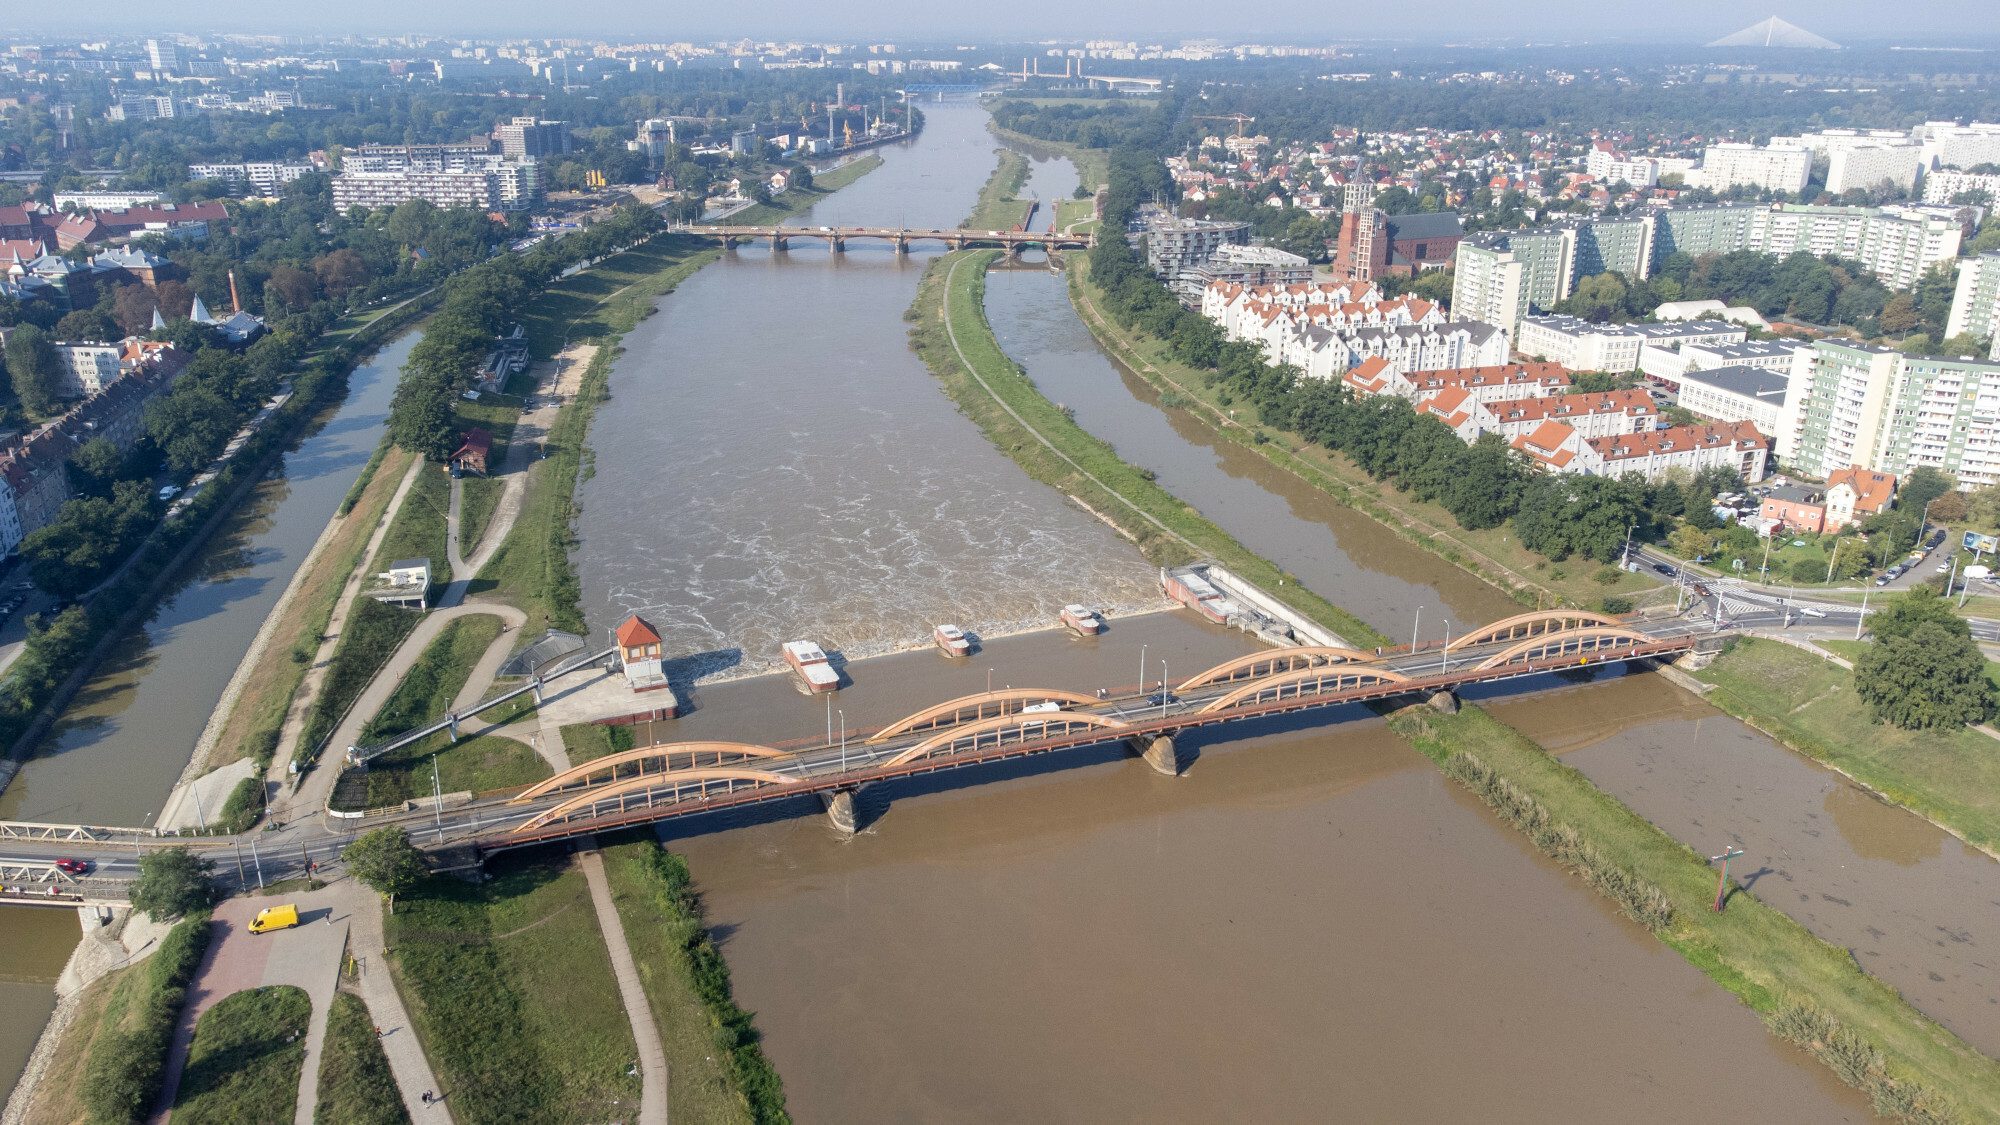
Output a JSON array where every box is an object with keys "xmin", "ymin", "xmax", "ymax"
[
  {"xmin": 598, "ymin": 834, "xmax": 784, "ymax": 1124},
  {"xmin": 365, "ymin": 729, "xmax": 550, "ymax": 805},
  {"xmin": 911, "ymin": 249, "xmax": 1387, "ymax": 646},
  {"xmin": 1695, "ymin": 637, "xmax": 2000, "ymax": 856},
  {"xmin": 296, "ymin": 598, "xmax": 422, "ymax": 765},
  {"xmin": 515, "ymin": 235, "xmax": 722, "ymax": 360},
  {"xmin": 171, "ymin": 985, "xmax": 312, "ymax": 1125},
  {"xmin": 18, "ymin": 960, "xmax": 135, "ymax": 1125},
  {"xmin": 384, "ymin": 848, "xmax": 641, "ymax": 1125},
  {"xmin": 455, "ymin": 394, "xmax": 523, "ymax": 554},
  {"xmin": 370, "ymin": 464, "xmax": 450, "ymax": 583},
  {"xmin": 361, "ymin": 614, "xmax": 505, "ymax": 741},
  {"xmin": 559, "ymin": 722, "xmax": 633, "ymax": 765},
  {"xmin": 961, "ymin": 149, "xmax": 1031, "ymax": 230},
  {"xmin": 720, "ymin": 154, "xmax": 883, "ymax": 226},
  {"xmin": 1387, "ymin": 701, "xmax": 2000, "ymax": 1123},
  {"xmin": 1054, "ymin": 198, "xmax": 1097, "ymax": 233},
  {"xmin": 314, "ymin": 991, "xmax": 411, "ymax": 1125},
  {"xmin": 1066, "ymin": 260, "xmax": 1662, "ymax": 613}
]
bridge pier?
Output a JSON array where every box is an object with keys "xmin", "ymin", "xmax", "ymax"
[
  {"xmin": 771, "ymin": 235, "xmax": 789, "ymax": 251},
  {"xmin": 1427, "ymin": 690, "xmax": 1459, "ymax": 715},
  {"xmin": 820, "ymin": 788, "xmax": 860, "ymax": 834},
  {"xmin": 894, "ymin": 237, "xmax": 909, "ymax": 256},
  {"xmin": 830, "ymin": 237, "xmax": 845, "ymax": 254},
  {"xmin": 720, "ymin": 235, "xmax": 739, "ymax": 250},
  {"xmin": 1126, "ymin": 733, "xmax": 1180, "ymax": 776}
]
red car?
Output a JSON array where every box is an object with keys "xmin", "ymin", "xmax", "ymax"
[{"xmin": 53, "ymin": 858, "xmax": 91, "ymax": 876}]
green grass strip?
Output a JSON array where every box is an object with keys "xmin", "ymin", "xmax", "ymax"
[
  {"xmin": 171, "ymin": 985, "xmax": 312, "ymax": 1125},
  {"xmin": 314, "ymin": 991, "xmax": 412, "ymax": 1125},
  {"xmin": 909, "ymin": 249, "xmax": 1385, "ymax": 647}
]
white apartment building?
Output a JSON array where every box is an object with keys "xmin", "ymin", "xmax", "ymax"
[
  {"xmin": 1787, "ymin": 341, "xmax": 1902, "ymax": 480},
  {"xmin": 51, "ymin": 191, "xmax": 163, "ymax": 210},
  {"xmin": 1826, "ymin": 144, "xmax": 1923, "ymax": 196},
  {"xmin": 53, "ymin": 342, "xmax": 121, "ymax": 397},
  {"xmin": 1676, "ymin": 364, "xmax": 1793, "ymax": 450},
  {"xmin": 1913, "ymin": 122, "xmax": 2000, "ymax": 174},
  {"xmin": 1745, "ymin": 204, "xmax": 1961, "ymax": 290},
  {"xmin": 1448, "ymin": 237, "xmax": 1526, "ymax": 339},
  {"xmin": 1584, "ymin": 150, "xmax": 1659, "ymax": 187},
  {"xmin": 1648, "ymin": 338, "xmax": 1813, "ymax": 383},
  {"xmin": 1516, "ymin": 315, "xmax": 1745, "ymax": 374},
  {"xmin": 1697, "ymin": 143, "xmax": 1813, "ymax": 195},
  {"xmin": 187, "ymin": 162, "xmax": 317, "ymax": 197},
  {"xmin": 1871, "ymin": 353, "xmax": 2000, "ymax": 489},
  {"xmin": 330, "ymin": 161, "xmax": 538, "ymax": 213},
  {"xmin": 1947, "ymin": 251, "xmax": 2000, "ymax": 360},
  {"xmin": 1923, "ymin": 169, "xmax": 2000, "ymax": 207}
]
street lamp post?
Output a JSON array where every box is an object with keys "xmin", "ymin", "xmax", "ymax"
[
  {"xmin": 1621, "ymin": 523, "xmax": 1637, "ymax": 568},
  {"xmin": 1160, "ymin": 662, "xmax": 1169, "ymax": 720},
  {"xmin": 1411, "ymin": 606, "xmax": 1422, "ymax": 652},
  {"xmin": 1138, "ymin": 644, "xmax": 1146, "ymax": 694}
]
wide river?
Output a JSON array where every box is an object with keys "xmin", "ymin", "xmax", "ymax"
[{"xmin": 600, "ymin": 106, "xmax": 1873, "ymax": 1119}]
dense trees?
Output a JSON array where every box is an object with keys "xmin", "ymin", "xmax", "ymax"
[
  {"xmin": 343, "ymin": 826, "xmax": 429, "ymax": 913},
  {"xmin": 130, "ymin": 847, "xmax": 217, "ymax": 922},
  {"xmin": 20, "ymin": 481, "xmax": 157, "ymax": 598},
  {"xmin": 4, "ymin": 324, "xmax": 61, "ymax": 416},
  {"xmin": 1855, "ymin": 588, "xmax": 1997, "ymax": 730}
]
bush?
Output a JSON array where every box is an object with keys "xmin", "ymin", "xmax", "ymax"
[
  {"xmin": 1592, "ymin": 564, "xmax": 1624, "ymax": 585},
  {"xmin": 131, "ymin": 848, "xmax": 216, "ymax": 922},
  {"xmin": 1599, "ymin": 595, "xmax": 1635, "ymax": 615},
  {"xmin": 80, "ymin": 913, "xmax": 211, "ymax": 1124}
]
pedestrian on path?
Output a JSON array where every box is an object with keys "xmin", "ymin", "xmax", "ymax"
[
  {"xmin": 422, "ymin": 1091, "xmax": 433, "ymax": 1105},
  {"xmin": 375, "ymin": 1026, "xmax": 383, "ymax": 1037}
]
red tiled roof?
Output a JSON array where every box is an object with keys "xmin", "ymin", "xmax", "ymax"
[
  {"xmin": 616, "ymin": 615, "xmax": 662, "ymax": 647},
  {"xmin": 1825, "ymin": 465, "xmax": 1896, "ymax": 513}
]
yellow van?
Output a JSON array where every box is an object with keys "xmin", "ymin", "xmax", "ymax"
[{"xmin": 248, "ymin": 904, "xmax": 300, "ymax": 934}]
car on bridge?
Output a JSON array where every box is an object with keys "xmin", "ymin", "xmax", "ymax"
[{"xmin": 53, "ymin": 858, "xmax": 90, "ymax": 876}]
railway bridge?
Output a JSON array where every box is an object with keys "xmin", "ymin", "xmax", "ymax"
[{"xmin": 683, "ymin": 222, "xmax": 1095, "ymax": 255}]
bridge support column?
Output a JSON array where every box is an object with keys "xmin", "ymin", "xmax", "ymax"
[
  {"xmin": 830, "ymin": 237, "xmax": 845, "ymax": 254},
  {"xmin": 894, "ymin": 237, "xmax": 909, "ymax": 256},
  {"xmin": 1006, "ymin": 241, "xmax": 1023, "ymax": 261},
  {"xmin": 1126, "ymin": 734, "xmax": 1179, "ymax": 776},
  {"xmin": 819, "ymin": 788, "xmax": 860, "ymax": 835},
  {"xmin": 1427, "ymin": 690, "xmax": 1459, "ymax": 715},
  {"xmin": 721, "ymin": 235, "xmax": 739, "ymax": 250},
  {"xmin": 771, "ymin": 236, "xmax": 789, "ymax": 251}
]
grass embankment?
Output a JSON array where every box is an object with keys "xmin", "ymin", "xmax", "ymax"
[
  {"xmin": 560, "ymin": 722, "xmax": 634, "ymax": 765},
  {"xmin": 212, "ymin": 447, "xmax": 418, "ymax": 774},
  {"xmin": 1067, "ymin": 260, "xmax": 1662, "ymax": 614},
  {"xmin": 53, "ymin": 914, "xmax": 211, "ymax": 1125},
  {"xmin": 314, "ymin": 991, "xmax": 411, "ymax": 1125},
  {"xmin": 910, "ymin": 249, "xmax": 1386, "ymax": 647},
  {"xmin": 472, "ymin": 239, "xmax": 718, "ymax": 631},
  {"xmin": 1053, "ymin": 197, "xmax": 1097, "ymax": 234},
  {"xmin": 364, "ymin": 729, "xmax": 549, "ymax": 806},
  {"xmin": 295, "ymin": 599, "xmax": 422, "ymax": 764},
  {"xmin": 962, "ymin": 149, "xmax": 1031, "ymax": 230},
  {"xmin": 384, "ymin": 848, "xmax": 641, "ymax": 1125},
  {"xmin": 362, "ymin": 614, "xmax": 505, "ymax": 740},
  {"xmin": 170, "ymin": 985, "xmax": 312, "ymax": 1125},
  {"xmin": 988, "ymin": 124, "xmax": 1109, "ymax": 191},
  {"xmin": 719, "ymin": 154, "xmax": 884, "ymax": 226},
  {"xmin": 1695, "ymin": 638, "xmax": 2000, "ymax": 856},
  {"xmin": 599, "ymin": 834, "xmax": 785, "ymax": 1125},
  {"xmin": 370, "ymin": 464, "xmax": 450, "ymax": 585},
  {"xmin": 455, "ymin": 395, "xmax": 522, "ymax": 554},
  {"xmin": 1387, "ymin": 702, "xmax": 1997, "ymax": 1124}
]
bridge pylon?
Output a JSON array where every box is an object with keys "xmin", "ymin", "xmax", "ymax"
[
  {"xmin": 819, "ymin": 787, "xmax": 861, "ymax": 834},
  {"xmin": 1126, "ymin": 733, "xmax": 1179, "ymax": 776}
]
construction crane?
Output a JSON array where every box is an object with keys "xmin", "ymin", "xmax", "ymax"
[{"xmin": 1193, "ymin": 113, "xmax": 1257, "ymax": 138}]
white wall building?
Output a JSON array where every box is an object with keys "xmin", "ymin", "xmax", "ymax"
[
  {"xmin": 1923, "ymin": 169, "xmax": 2000, "ymax": 207},
  {"xmin": 1913, "ymin": 122, "xmax": 2000, "ymax": 174},
  {"xmin": 53, "ymin": 342, "xmax": 122, "ymax": 398},
  {"xmin": 1698, "ymin": 143, "xmax": 1813, "ymax": 195},
  {"xmin": 187, "ymin": 162, "xmax": 317, "ymax": 197},
  {"xmin": 1947, "ymin": 251, "xmax": 2000, "ymax": 360},
  {"xmin": 1676, "ymin": 364, "xmax": 1794, "ymax": 450},
  {"xmin": 1826, "ymin": 144, "xmax": 1923, "ymax": 196}
]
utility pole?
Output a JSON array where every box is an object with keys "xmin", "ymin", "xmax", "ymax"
[
  {"xmin": 1855, "ymin": 587, "xmax": 1870, "ymax": 642},
  {"xmin": 1139, "ymin": 644, "xmax": 1147, "ymax": 694},
  {"xmin": 249, "ymin": 836, "xmax": 265, "ymax": 890},
  {"xmin": 432, "ymin": 754, "xmax": 445, "ymax": 846},
  {"xmin": 1411, "ymin": 606, "xmax": 1423, "ymax": 652}
]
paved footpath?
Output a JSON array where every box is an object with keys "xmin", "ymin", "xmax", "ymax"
[
  {"xmin": 578, "ymin": 845, "xmax": 669, "ymax": 1125},
  {"xmin": 149, "ymin": 886, "xmax": 351, "ymax": 1125},
  {"xmin": 341, "ymin": 880, "xmax": 454, "ymax": 1124}
]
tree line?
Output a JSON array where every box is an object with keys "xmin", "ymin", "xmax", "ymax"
[{"xmin": 386, "ymin": 202, "xmax": 667, "ymax": 462}]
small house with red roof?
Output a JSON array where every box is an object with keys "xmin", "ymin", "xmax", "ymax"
[
  {"xmin": 448, "ymin": 428, "xmax": 492, "ymax": 476},
  {"xmin": 616, "ymin": 614, "xmax": 669, "ymax": 692}
]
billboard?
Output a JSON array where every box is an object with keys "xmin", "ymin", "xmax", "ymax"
[{"xmin": 1964, "ymin": 531, "xmax": 1999, "ymax": 554}]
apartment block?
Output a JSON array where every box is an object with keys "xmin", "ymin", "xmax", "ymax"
[
  {"xmin": 1676, "ymin": 365, "xmax": 1793, "ymax": 447},
  {"xmin": 1871, "ymin": 353, "xmax": 2000, "ymax": 489},
  {"xmin": 53, "ymin": 342, "xmax": 121, "ymax": 397},
  {"xmin": 1947, "ymin": 251, "xmax": 2000, "ymax": 360},
  {"xmin": 494, "ymin": 116, "xmax": 571, "ymax": 159},
  {"xmin": 1516, "ymin": 315, "xmax": 1744, "ymax": 374},
  {"xmin": 1826, "ymin": 144, "xmax": 1924, "ymax": 196},
  {"xmin": 187, "ymin": 161, "xmax": 317, "ymax": 197},
  {"xmin": 1923, "ymin": 170, "xmax": 2000, "ymax": 207},
  {"xmin": 1788, "ymin": 341, "xmax": 1902, "ymax": 480},
  {"xmin": 1697, "ymin": 143, "xmax": 1813, "ymax": 195},
  {"xmin": 330, "ymin": 160, "xmax": 538, "ymax": 213},
  {"xmin": 1913, "ymin": 121, "xmax": 2000, "ymax": 173}
]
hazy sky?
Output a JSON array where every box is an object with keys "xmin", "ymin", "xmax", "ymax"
[{"xmin": 10, "ymin": 1, "xmax": 2000, "ymax": 45}]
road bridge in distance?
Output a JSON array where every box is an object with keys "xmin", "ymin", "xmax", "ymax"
[
  {"xmin": 0, "ymin": 610, "xmax": 1738, "ymax": 889},
  {"xmin": 683, "ymin": 222, "xmax": 1094, "ymax": 255}
]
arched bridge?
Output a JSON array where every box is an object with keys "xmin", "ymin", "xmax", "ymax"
[
  {"xmin": 683, "ymin": 223, "xmax": 1095, "ymax": 255},
  {"xmin": 455, "ymin": 609, "xmax": 1715, "ymax": 854}
]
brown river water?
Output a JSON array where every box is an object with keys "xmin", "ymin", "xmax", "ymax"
[{"xmin": 1474, "ymin": 665, "xmax": 2000, "ymax": 1059}]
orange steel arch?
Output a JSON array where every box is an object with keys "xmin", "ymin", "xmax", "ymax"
[
  {"xmin": 1198, "ymin": 665, "xmax": 1410, "ymax": 714},
  {"xmin": 1175, "ymin": 646, "xmax": 1379, "ymax": 692},
  {"xmin": 881, "ymin": 710, "xmax": 1130, "ymax": 768},
  {"xmin": 514, "ymin": 768, "xmax": 800, "ymax": 833},
  {"xmin": 867, "ymin": 689, "xmax": 1102, "ymax": 743},
  {"xmin": 512, "ymin": 742, "xmax": 786, "ymax": 803},
  {"xmin": 1472, "ymin": 628, "xmax": 1655, "ymax": 671},
  {"xmin": 1443, "ymin": 610, "xmax": 1623, "ymax": 653}
]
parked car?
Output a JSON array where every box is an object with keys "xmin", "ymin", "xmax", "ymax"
[{"xmin": 1876, "ymin": 575, "xmax": 1892, "ymax": 586}]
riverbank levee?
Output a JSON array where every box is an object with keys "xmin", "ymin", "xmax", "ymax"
[
  {"xmin": 911, "ymin": 249, "xmax": 1387, "ymax": 647},
  {"xmin": 1385, "ymin": 696, "xmax": 2000, "ymax": 1121}
]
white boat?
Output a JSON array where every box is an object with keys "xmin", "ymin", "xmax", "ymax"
[
  {"xmin": 1060, "ymin": 604, "xmax": 1101, "ymax": 636},
  {"xmin": 782, "ymin": 641, "xmax": 840, "ymax": 694},
  {"xmin": 934, "ymin": 624, "xmax": 971, "ymax": 657}
]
